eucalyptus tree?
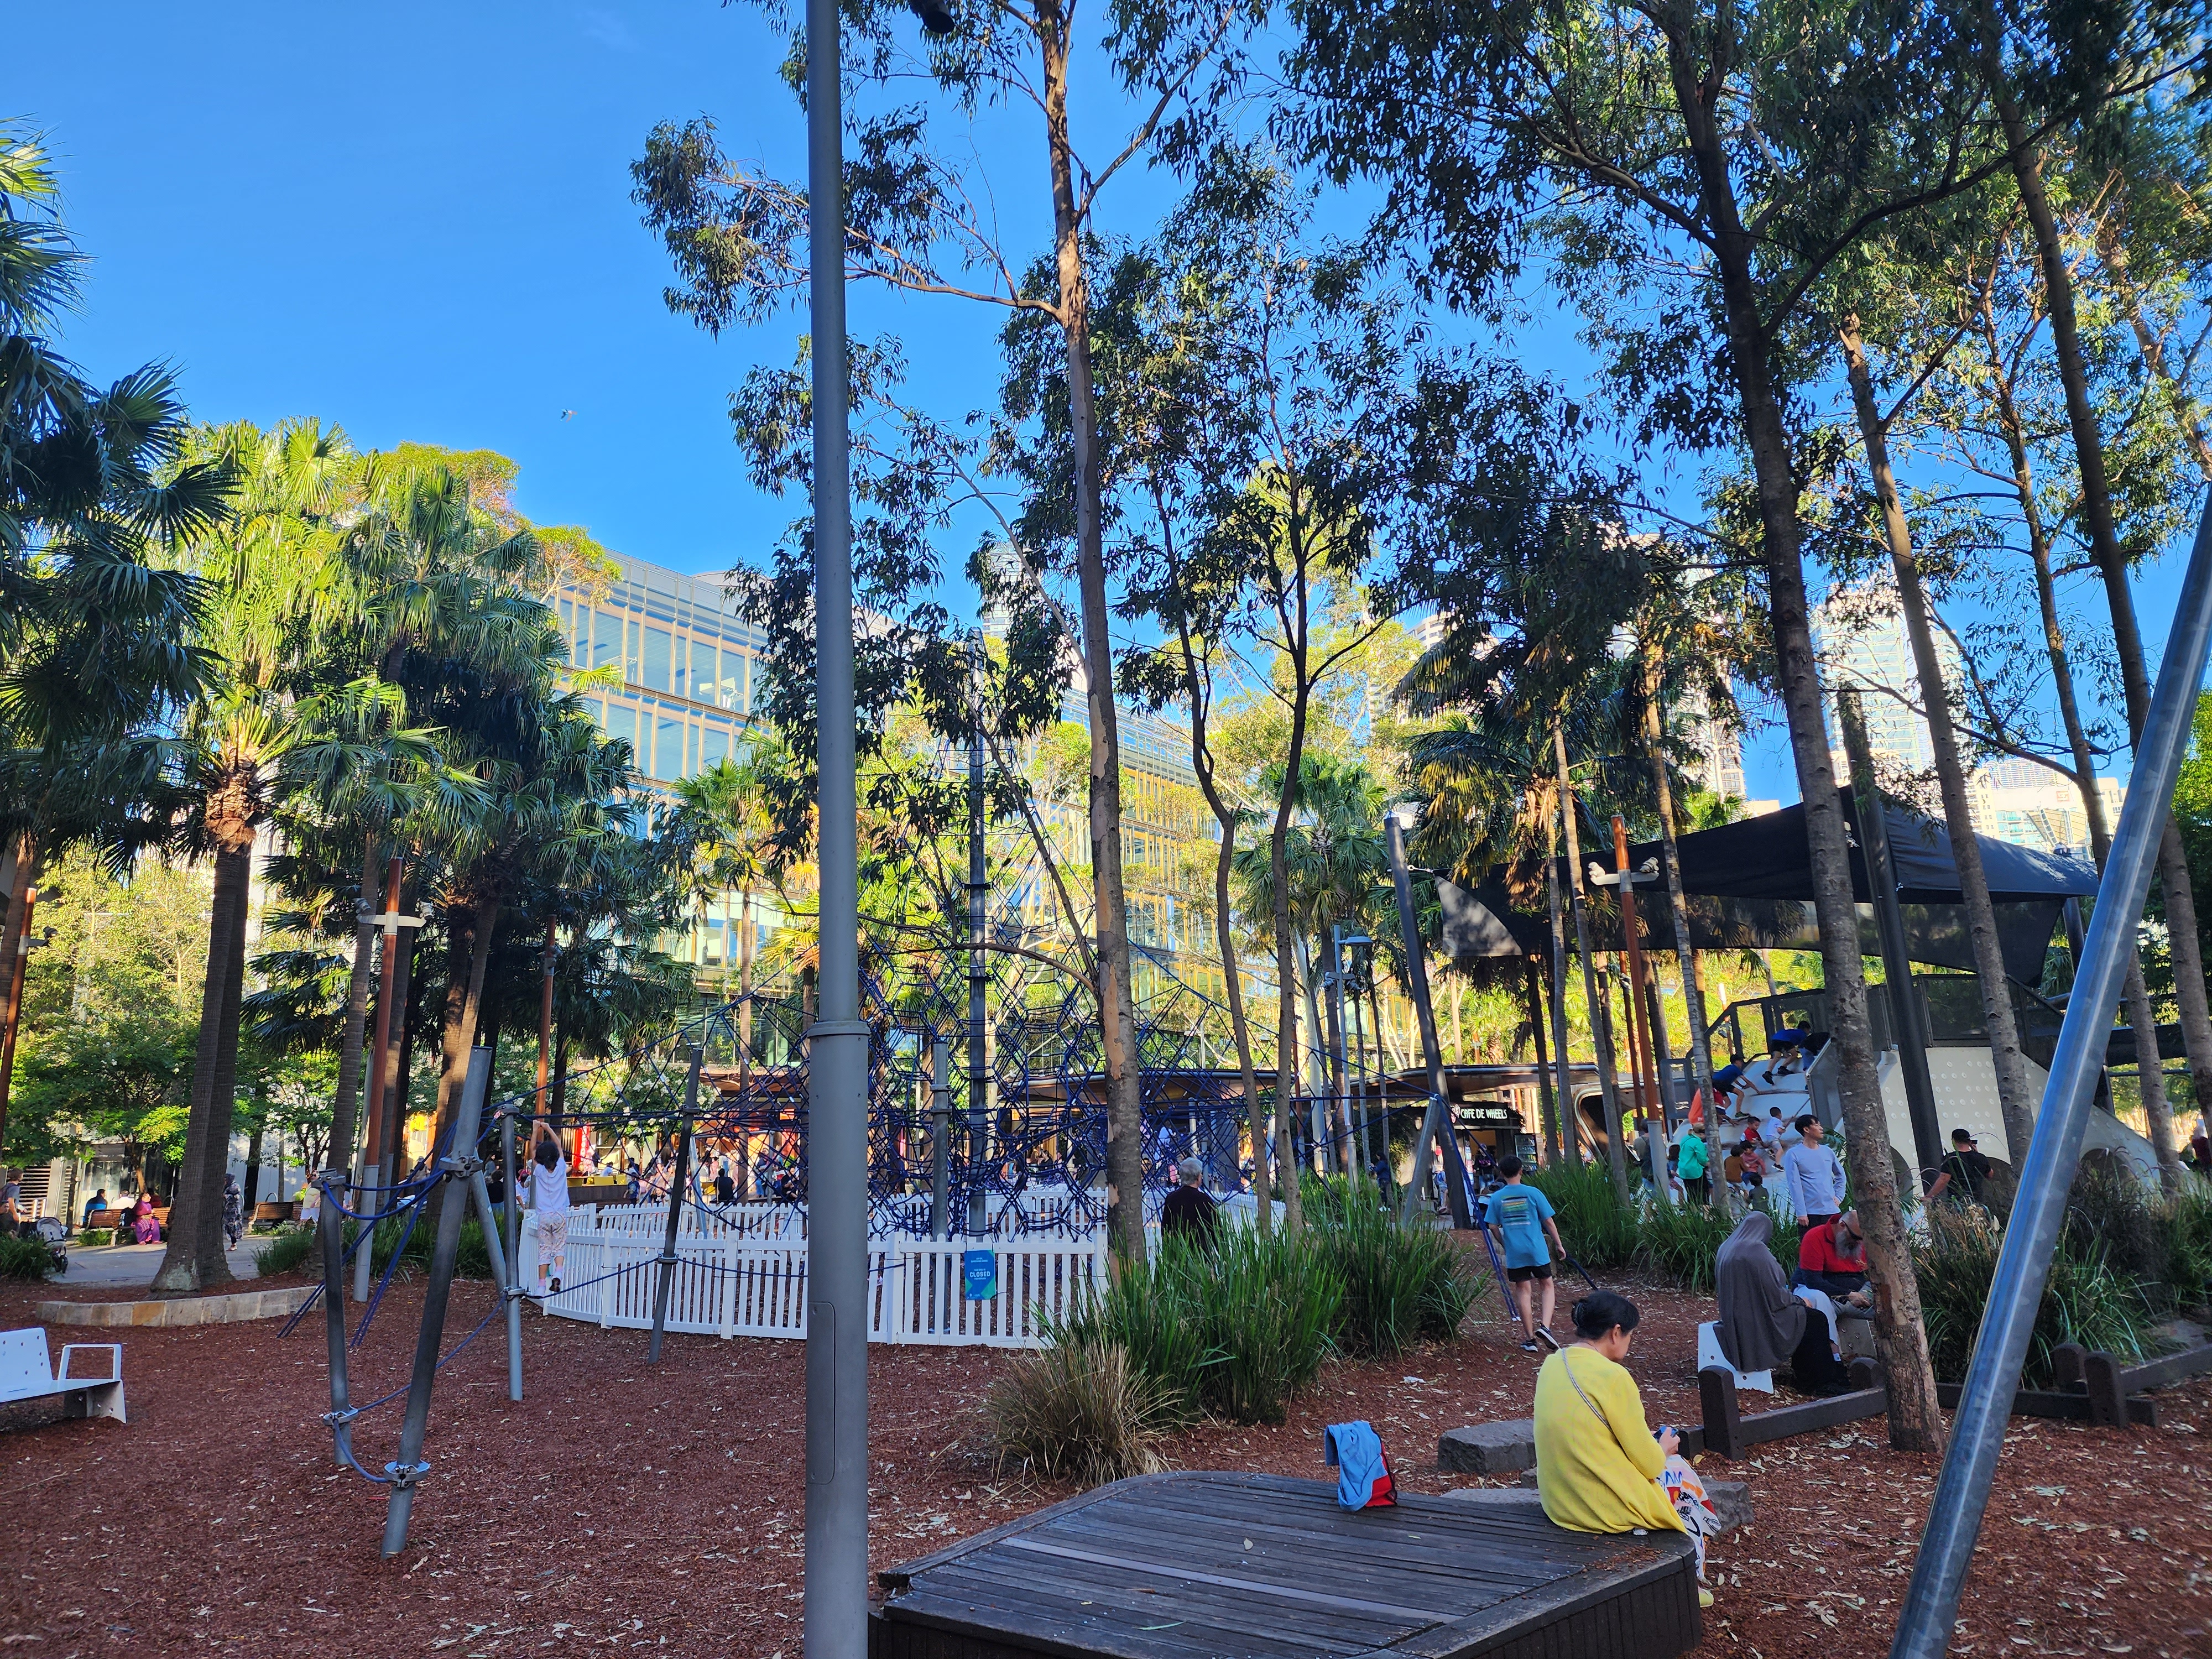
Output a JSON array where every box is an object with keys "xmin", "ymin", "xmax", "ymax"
[
  {"xmin": 1281, "ymin": 0, "xmax": 2048, "ymax": 1452},
  {"xmin": 1963, "ymin": 19, "xmax": 2212, "ymax": 1192},
  {"xmin": 632, "ymin": 0, "xmax": 1269, "ymax": 1259}
]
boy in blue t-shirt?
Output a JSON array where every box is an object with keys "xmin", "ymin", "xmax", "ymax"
[{"xmin": 1480, "ymin": 1155, "xmax": 1567, "ymax": 1353}]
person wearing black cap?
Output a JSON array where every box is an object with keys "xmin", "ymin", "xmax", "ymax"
[{"xmin": 1927, "ymin": 1128, "xmax": 1992, "ymax": 1207}]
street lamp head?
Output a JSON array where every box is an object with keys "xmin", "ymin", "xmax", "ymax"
[{"xmin": 1389, "ymin": 802, "xmax": 1418, "ymax": 830}]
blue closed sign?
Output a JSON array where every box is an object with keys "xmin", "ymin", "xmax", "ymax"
[{"xmin": 963, "ymin": 1249, "xmax": 998, "ymax": 1301}]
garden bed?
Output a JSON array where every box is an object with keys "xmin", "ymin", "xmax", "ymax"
[{"xmin": 0, "ymin": 1265, "xmax": 2204, "ymax": 1657}]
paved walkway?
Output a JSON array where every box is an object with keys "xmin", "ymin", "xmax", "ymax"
[{"xmin": 54, "ymin": 1241, "xmax": 265, "ymax": 1288}]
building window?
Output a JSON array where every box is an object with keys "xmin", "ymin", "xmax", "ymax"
[
  {"xmin": 701, "ymin": 725, "xmax": 729, "ymax": 771},
  {"xmin": 644, "ymin": 626, "xmax": 672, "ymax": 693},
  {"xmin": 591, "ymin": 609, "xmax": 622, "ymax": 674},
  {"xmin": 606, "ymin": 700, "xmax": 639, "ymax": 755},
  {"xmin": 654, "ymin": 715, "xmax": 682, "ymax": 781}
]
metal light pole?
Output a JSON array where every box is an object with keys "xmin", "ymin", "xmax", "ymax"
[
  {"xmin": 801, "ymin": 0, "xmax": 872, "ymax": 1644},
  {"xmin": 967, "ymin": 645, "xmax": 990, "ymax": 1235},
  {"xmin": 1889, "ymin": 496, "xmax": 2212, "ymax": 1658}
]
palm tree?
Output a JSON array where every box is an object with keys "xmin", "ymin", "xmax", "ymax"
[
  {"xmin": 0, "ymin": 125, "xmax": 226, "ymax": 1114},
  {"xmin": 674, "ymin": 742, "xmax": 778, "ymax": 1078}
]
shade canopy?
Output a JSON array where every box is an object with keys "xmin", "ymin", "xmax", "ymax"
[{"xmin": 1438, "ymin": 791, "xmax": 2096, "ymax": 983}]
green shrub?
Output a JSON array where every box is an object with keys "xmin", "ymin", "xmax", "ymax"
[
  {"xmin": 987, "ymin": 1339, "xmax": 1172, "ymax": 1485},
  {"xmin": 77, "ymin": 1228, "xmax": 114, "ymax": 1247},
  {"xmin": 2151, "ymin": 1181, "xmax": 2212, "ymax": 1313},
  {"xmin": 2064, "ymin": 1160, "xmax": 2164, "ymax": 1287},
  {"xmin": 252, "ymin": 1227, "xmax": 319, "ymax": 1279},
  {"xmin": 1761, "ymin": 1199, "xmax": 1803, "ymax": 1277},
  {"xmin": 0, "ymin": 1233, "xmax": 53, "ymax": 1281},
  {"xmin": 359, "ymin": 1211, "xmax": 495, "ymax": 1281},
  {"xmin": 1525, "ymin": 1160, "xmax": 1640, "ymax": 1270},
  {"xmin": 1634, "ymin": 1200, "xmax": 1736, "ymax": 1292},
  {"xmin": 1912, "ymin": 1205, "xmax": 2151, "ymax": 1386},
  {"xmin": 1307, "ymin": 1180, "xmax": 1476, "ymax": 1357},
  {"xmin": 1053, "ymin": 1227, "xmax": 1343, "ymax": 1425}
]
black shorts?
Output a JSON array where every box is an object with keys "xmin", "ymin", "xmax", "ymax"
[{"xmin": 1506, "ymin": 1262, "xmax": 1553, "ymax": 1283}]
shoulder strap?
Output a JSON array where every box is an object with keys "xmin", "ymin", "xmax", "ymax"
[{"xmin": 1558, "ymin": 1350, "xmax": 1611, "ymax": 1427}]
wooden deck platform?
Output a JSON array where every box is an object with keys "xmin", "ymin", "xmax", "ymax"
[{"xmin": 870, "ymin": 1471, "xmax": 1700, "ymax": 1659}]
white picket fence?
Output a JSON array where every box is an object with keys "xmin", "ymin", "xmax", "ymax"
[{"xmin": 522, "ymin": 1207, "xmax": 1105, "ymax": 1349}]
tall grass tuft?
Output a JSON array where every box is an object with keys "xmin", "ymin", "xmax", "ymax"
[
  {"xmin": 252, "ymin": 1227, "xmax": 319, "ymax": 1279},
  {"xmin": 1913, "ymin": 1205, "xmax": 2151, "ymax": 1386},
  {"xmin": 986, "ymin": 1340, "xmax": 1173, "ymax": 1485},
  {"xmin": 1634, "ymin": 1200, "xmax": 1737, "ymax": 1292},
  {"xmin": 1525, "ymin": 1161, "xmax": 1640, "ymax": 1270},
  {"xmin": 1052, "ymin": 1227, "xmax": 1343, "ymax": 1425},
  {"xmin": 2153, "ymin": 1181, "xmax": 2212, "ymax": 1313},
  {"xmin": 1305, "ymin": 1178, "xmax": 1476, "ymax": 1357},
  {"xmin": 358, "ymin": 1212, "xmax": 496, "ymax": 1281}
]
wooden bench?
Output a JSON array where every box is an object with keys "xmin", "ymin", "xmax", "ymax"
[
  {"xmin": 253, "ymin": 1201, "xmax": 299, "ymax": 1224},
  {"xmin": 0, "ymin": 1328, "xmax": 125, "ymax": 1425}
]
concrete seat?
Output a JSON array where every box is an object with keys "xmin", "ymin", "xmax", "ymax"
[{"xmin": 0, "ymin": 1328, "xmax": 125, "ymax": 1425}]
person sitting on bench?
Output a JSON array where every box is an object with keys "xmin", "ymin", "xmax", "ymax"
[
  {"xmin": 1715, "ymin": 1211, "xmax": 1851, "ymax": 1395},
  {"xmin": 1794, "ymin": 1211, "xmax": 1871, "ymax": 1311},
  {"xmin": 1533, "ymin": 1290, "xmax": 1717, "ymax": 1609}
]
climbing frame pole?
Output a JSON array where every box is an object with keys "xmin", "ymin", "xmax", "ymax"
[
  {"xmin": 649, "ymin": 1042, "xmax": 703, "ymax": 1364},
  {"xmin": 380, "ymin": 1046, "xmax": 494, "ymax": 1557},
  {"xmin": 1888, "ymin": 492, "xmax": 2212, "ymax": 1659}
]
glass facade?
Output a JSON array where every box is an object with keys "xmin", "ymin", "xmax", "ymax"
[{"xmin": 554, "ymin": 555, "xmax": 765, "ymax": 794}]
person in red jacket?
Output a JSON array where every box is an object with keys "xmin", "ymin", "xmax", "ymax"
[{"xmin": 1794, "ymin": 1211, "xmax": 1871, "ymax": 1309}]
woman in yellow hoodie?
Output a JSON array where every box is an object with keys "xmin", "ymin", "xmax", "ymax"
[{"xmin": 1533, "ymin": 1290, "xmax": 1714, "ymax": 1606}]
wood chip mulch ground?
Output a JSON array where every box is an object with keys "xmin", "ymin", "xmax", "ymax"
[{"xmin": 1, "ymin": 1258, "xmax": 2206, "ymax": 1658}]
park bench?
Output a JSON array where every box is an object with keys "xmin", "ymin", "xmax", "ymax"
[
  {"xmin": 252, "ymin": 1201, "xmax": 299, "ymax": 1224},
  {"xmin": 0, "ymin": 1328, "xmax": 126, "ymax": 1425}
]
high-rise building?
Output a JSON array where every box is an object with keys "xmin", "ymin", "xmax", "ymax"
[
  {"xmin": 1812, "ymin": 581, "xmax": 2122, "ymax": 852},
  {"xmin": 551, "ymin": 551, "xmax": 1218, "ymax": 988}
]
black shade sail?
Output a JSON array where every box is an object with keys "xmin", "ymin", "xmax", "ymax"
[{"xmin": 1438, "ymin": 790, "xmax": 2096, "ymax": 982}]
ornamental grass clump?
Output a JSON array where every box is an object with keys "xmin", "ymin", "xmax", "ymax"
[
  {"xmin": 1634, "ymin": 1198, "xmax": 1737, "ymax": 1293},
  {"xmin": 1526, "ymin": 1160, "xmax": 1640, "ymax": 1270},
  {"xmin": 1048, "ymin": 1225, "xmax": 1344, "ymax": 1426},
  {"xmin": 251, "ymin": 1225, "xmax": 319, "ymax": 1278},
  {"xmin": 1307, "ymin": 1177, "xmax": 1477, "ymax": 1357},
  {"xmin": 1912, "ymin": 1203, "xmax": 2150, "ymax": 1387},
  {"xmin": 986, "ymin": 1339, "xmax": 1173, "ymax": 1486}
]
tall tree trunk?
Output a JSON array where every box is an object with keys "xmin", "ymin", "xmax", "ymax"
[
  {"xmin": 1556, "ymin": 733, "xmax": 1632, "ymax": 1202},
  {"xmin": 242, "ymin": 1117, "xmax": 263, "ymax": 1214},
  {"xmin": 328, "ymin": 841, "xmax": 382, "ymax": 1181},
  {"xmin": 1663, "ymin": 24, "xmax": 1943, "ymax": 1451},
  {"xmin": 1543, "ymin": 818, "xmax": 1582, "ymax": 1163},
  {"xmin": 2102, "ymin": 232, "xmax": 2212, "ymax": 1156},
  {"xmin": 1038, "ymin": 0, "xmax": 1147, "ymax": 1261},
  {"xmin": 1984, "ymin": 44, "xmax": 2188, "ymax": 1190},
  {"xmin": 432, "ymin": 893, "xmax": 501, "ymax": 1152},
  {"xmin": 738, "ymin": 884, "xmax": 757, "ymax": 1089},
  {"xmin": 0, "ymin": 835, "xmax": 43, "ymax": 1154},
  {"xmin": 1839, "ymin": 319, "xmax": 2037, "ymax": 1163},
  {"xmin": 1640, "ymin": 635, "xmax": 1723, "ymax": 1199},
  {"xmin": 1978, "ymin": 287, "xmax": 2172, "ymax": 1161},
  {"xmin": 155, "ymin": 845, "xmax": 252, "ymax": 1293}
]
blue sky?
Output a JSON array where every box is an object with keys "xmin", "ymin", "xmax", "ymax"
[{"xmin": 14, "ymin": 2, "xmax": 2195, "ymax": 805}]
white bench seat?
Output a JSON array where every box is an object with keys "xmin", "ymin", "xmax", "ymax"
[{"xmin": 0, "ymin": 1328, "xmax": 125, "ymax": 1425}]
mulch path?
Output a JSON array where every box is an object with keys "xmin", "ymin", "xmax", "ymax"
[{"xmin": 0, "ymin": 1259, "xmax": 2206, "ymax": 1658}]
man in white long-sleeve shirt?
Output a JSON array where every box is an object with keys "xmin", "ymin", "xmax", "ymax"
[{"xmin": 1782, "ymin": 1114, "xmax": 1845, "ymax": 1227}]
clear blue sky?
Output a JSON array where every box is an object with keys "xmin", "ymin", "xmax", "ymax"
[{"xmin": 14, "ymin": 3, "xmax": 2197, "ymax": 804}]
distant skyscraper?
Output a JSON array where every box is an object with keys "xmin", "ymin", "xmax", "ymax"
[{"xmin": 1812, "ymin": 581, "xmax": 2120, "ymax": 852}]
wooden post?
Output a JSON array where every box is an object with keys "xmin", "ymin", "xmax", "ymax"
[
  {"xmin": 1699, "ymin": 1365, "xmax": 1743, "ymax": 1460},
  {"xmin": 2050, "ymin": 1342, "xmax": 2088, "ymax": 1394},
  {"xmin": 2083, "ymin": 1350, "xmax": 2126, "ymax": 1428}
]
